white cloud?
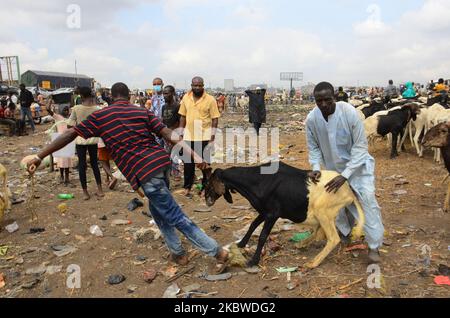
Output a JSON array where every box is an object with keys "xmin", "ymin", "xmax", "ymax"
[{"xmin": 233, "ymin": 4, "xmax": 267, "ymax": 23}]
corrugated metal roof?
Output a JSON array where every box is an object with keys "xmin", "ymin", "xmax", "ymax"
[{"xmin": 26, "ymin": 70, "xmax": 92, "ymax": 79}]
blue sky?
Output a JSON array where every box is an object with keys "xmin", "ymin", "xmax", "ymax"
[{"xmin": 1, "ymin": 0, "xmax": 448, "ymax": 89}]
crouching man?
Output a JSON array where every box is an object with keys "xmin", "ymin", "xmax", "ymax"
[{"xmin": 306, "ymin": 82, "xmax": 384, "ymax": 264}]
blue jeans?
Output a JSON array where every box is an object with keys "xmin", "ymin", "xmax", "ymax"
[
  {"xmin": 141, "ymin": 172, "xmax": 220, "ymax": 257},
  {"xmin": 21, "ymin": 107, "xmax": 35, "ymax": 132}
]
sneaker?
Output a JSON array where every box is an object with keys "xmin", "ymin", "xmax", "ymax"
[{"xmin": 368, "ymin": 249, "xmax": 381, "ymax": 264}]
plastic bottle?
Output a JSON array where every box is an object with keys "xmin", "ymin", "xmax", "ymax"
[
  {"xmin": 58, "ymin": 194, "xmax": 74, "ymax": 200},
  {"xmin": 89, "ymin": 225, "xmax": 103, "ymax": 237}
]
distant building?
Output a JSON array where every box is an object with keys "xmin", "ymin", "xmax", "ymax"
[
  {"xmin": 224, "ymin": 79, "xmax": 234, "ymax": 92},
  {"xmin": 21, "ymin": 70, "xmax": 93, "ymax": 89}
]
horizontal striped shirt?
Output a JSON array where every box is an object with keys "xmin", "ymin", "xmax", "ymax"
[{"xmin": 74, "ymin": 100, "xmax": 170, "ymax": 190}]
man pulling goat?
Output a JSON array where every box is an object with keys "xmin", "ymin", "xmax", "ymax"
[{"xmin": 306, "ymin": 82, "xmax": 385, "ymax": 264}]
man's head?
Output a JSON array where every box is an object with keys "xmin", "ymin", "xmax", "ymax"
[
  {"xmin": 389, "ymin": 80, "xmax": 394, "ymax": 85},
  {"xmin": 438, "ymin": 78, "xmax": 444, "ymax": 84},
  {"xmin": 191, "ymin": 77, "xmax": 205, "ymax": 98},
  {"xmin": 19, "ymin": 84, "xmax": 25, "ymax": 90},
  {"xmin": 61, "ymin": 106, "xmax": 70, "ymax": 118},
  {"xmin": 163, "ymin": 85, "xmax": 175, "ymax": 103},
  {"xmin": 111, "ymin": 82, "xmax": 130, "ymax": 101},
  {"xmin": 338, "ymin": 86, "xmax": 344, "ymax": 92},
  {"xmin": 314, "ymin": 82, "xmax": 336, "ymax": 118},
  {"xmin": 153, "ymin": 78, "xmax": 164, "ymax": 95},
  {"xmin": 79, "ymin": 86, "xmax": 94, "ymax": 100},
  {"xmin": 256, "ymin": 86, "xmax": 262, "ymax": 94}
]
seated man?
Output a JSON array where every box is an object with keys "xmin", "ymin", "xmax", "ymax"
[{"xmin": 0, "ymin": 100, "xmax": 16, "ymax": 136}]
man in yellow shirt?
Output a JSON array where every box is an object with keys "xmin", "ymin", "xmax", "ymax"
[
  {"xmin": 179, "ymin": 77, "xmax": 220, "ymax": 197},
  {"xmin": 433, "ymin": 78, "xmax": 449, "ymax": 97}
]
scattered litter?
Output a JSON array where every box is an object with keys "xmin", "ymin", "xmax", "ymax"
[
  {"xmin": 182, "ymin": 283, "xmax": 201, "ymax": 293},
  {"xmin": 52, "ymin": 245, "xmax": 77, "ymax": 257},
  {"xmin": 221, "ymin": 216, "xmax": 239, "ymax": 220},
  {"xmin": 424, "ymin": 183, "xmax": 432, "ymax": 187},
  {"xmin": 401, "ymin": 244, "xmax": 412, "ymax": 248},
  {"xmin": 210, "ymin": 225, "xmax": 221, "ymax": 232},
  {"xmin": 0, "ymin": 273, "xmax": 5, "ymax": 289},
  {"xmin": 21, "ymin": 278, "xmax": 41, "ymax": 289},
  {"xmin": 127, "ymin": 285, "xmax": 138, "ymax": 293},
  {"xmin": 136, "ymin": 255, "xmax": 147, "ymax": 262},
  {"xmin": 143, "ymin": 268, "xmax": 157, "ymax": 284},
  {"xmin": 204, "ymin": 273, "xmax": 232, "ymax": 281},
  {"xmin": 344, "ymin": 244, "xmax": 367, "ymax": 252},
  {"xmin": 392, "ymin": 190, "xmax": 407, "ymax": 196},
  {"xmin": 244, "ymin": 267, "xmax": 261, "ymax": 274},
  {"xmin": 231, "ymin": 206, "xmax": 251, "ymax": 210},
  {"xmin": 163, "ymin": 283, "xmax": 180, "ymax": 298},
  {"xmin": 281, "ymin": 224, "xmax": 295, "ymax": 231},
  {"xmin": 108, "ymin": 274, "xmax": 126, "ymax": 285},
  {"xmin": 127, "ymin": 198, "xmax": 144, "ymax": 211},
  {"xmin": 276, "ymin": 267, "xmax": 298, "ymax": 273},
  {"xmin": 194, "ymin": 206, "xmax": 212, "ymax": 213},
  {"xmin": 57, "ymin": 194, "xmax": 74, "ymax": 200},
  {"xmin": 11, "ymin": 198, "xmax": 25, "ymax": 205},
  {"xmin": 434, "ymin": 276, "xmax": 450, "ymax": 286},
  {"xmin": 162, "ymin": 266, "xmax": 178, "ymax": 279},
  {"xmin": 61, "ymin": 229, "xmax": 71, "ymax": 236},
  {"xmin": 0, "ymin": 246, "xmax": 8, "ymax": 256},
  {"xmin": 166, "ymin": 265, "xmax": 196, "ymax": 283},
  {"xmin": 111, "ymin": 219, "xmax": 132, "ymax": 226},
  {"xmin": 57, "ymin": 203, "xmax": 68, "ymax": 214},
  {"xmin": 99, "ymin": 215, "xmax": 107, "ymax": 221},
  {"xmin": 5, "ymin": 222, "xmax": 19, "ymax": 233},
  {"xmin": 25, "ymin": 264, "xmax": 47, "ymax": 275},
  {"xmin": 28, "ymin": 228, "xmax": 45, "ymax": 234},
  {"xmin": 46, "ymin": 265, "xmax": 63, "ymax": 275},
  {"xmin": 290, "ymin": 232, "xmax": 311, "ymax": 242},
  {"xmin": 89, "ymin": 225, "xmax": 103, "ymax": 237}
]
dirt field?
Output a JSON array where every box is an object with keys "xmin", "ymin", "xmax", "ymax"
[{"xmin": 1, "ymin": 104, "xmax": 449, "ymax": 298}]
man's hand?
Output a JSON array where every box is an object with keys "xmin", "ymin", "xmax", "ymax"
[
  {"xmin": 325, "ymin": 175, "xmax": 347, "ymax": 193},
  {"xmin": 196, "ymin": 162, "xmax": 209, "ymax": 170},
  {"xmin": 27, "ymin": 156, "xmax": 42, "ymax": 175},
  {"xmin": 307, "ymin": 171, "xmax": 321, "ymax": 184}
]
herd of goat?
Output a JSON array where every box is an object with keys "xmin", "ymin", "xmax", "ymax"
[{"xmin": 350, "ymin": 95, "xmax": 449, "ymax": 161}]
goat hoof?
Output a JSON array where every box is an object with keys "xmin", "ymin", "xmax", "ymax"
[
  {"xmin": 236, "ymin": 242, "xmax": 246, "ymax": 249},
  {"xmin": 246, "ymin": 260, "xmax": 259, "ymax": 267}
]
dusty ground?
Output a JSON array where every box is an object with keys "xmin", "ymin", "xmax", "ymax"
[{"xmin": 0, "ymin": 104, "xmax": 449, "ymax": 298}]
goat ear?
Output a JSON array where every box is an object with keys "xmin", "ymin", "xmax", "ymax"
[{"xmin": 224, "ymin": 187, "xmax": 233, "ymax": 204}]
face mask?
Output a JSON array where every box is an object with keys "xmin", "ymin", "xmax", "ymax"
[{"xmin": 153, "ymin": 85, "xmax": 162, "ymax": 93}]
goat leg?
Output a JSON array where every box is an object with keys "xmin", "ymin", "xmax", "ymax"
[
  {"xmin": 237, "ymin": 214, "xmax": 265, "ymax": 248},
  {"xmin": 247, "ymin": 217, "xmax": 277, "ymax": 267},
  {"xmin": 390, "ymin": 132, "xmax": 399, "ymax": 159}
]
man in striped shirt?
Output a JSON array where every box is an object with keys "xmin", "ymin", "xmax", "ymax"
[{"xmin": 26, "ymin": 82, "xmax": 229, "ymax": 269}]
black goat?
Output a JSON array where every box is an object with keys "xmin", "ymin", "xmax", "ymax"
[
  {"xmin": 204, "ymin": 162, "xmax": 365, "ymax": 268},
  {"xmin": 377, "ymin": 104, "xmax": 420, "ymax": 158},
  {"xmin": 362, "ymin": 101, "xmax": 387, "ymax": 118}
]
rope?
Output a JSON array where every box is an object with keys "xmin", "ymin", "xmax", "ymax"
[{"xmin": 26, "ymin": 174, "xmax": 38, "ymax": 221}]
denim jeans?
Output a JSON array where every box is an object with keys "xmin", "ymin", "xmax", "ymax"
[
  {"xmin": 21, "ymin": 107, "xmax": 35, "ymax": 132},
  {"xmin": 141, "ymin": 172, "xmax": 220, "ymax": 257}
]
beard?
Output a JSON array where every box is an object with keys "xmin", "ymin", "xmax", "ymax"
[{"xmin": 193, "ymin": 89, "xmax": 204, "ymax": 97}]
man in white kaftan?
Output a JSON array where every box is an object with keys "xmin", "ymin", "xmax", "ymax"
[{"xmin": 306, "ymin": 82, "xmax": 384, "ymax": 264}]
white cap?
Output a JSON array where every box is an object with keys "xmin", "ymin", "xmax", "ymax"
[{"xmin": 256, "ymin": 87, "xmax": 261, "ymax": 90}]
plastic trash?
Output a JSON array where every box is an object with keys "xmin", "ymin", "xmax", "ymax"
[
  {"xmin": 5, "ymin": 222, "xmax": 19, "ymax": 233},
  {"xmin": 127, "ymin": 198, "xmax": 144, "ymax": 211},
  {"xmin": 89, "ymin": 225, "xmax": 103, "ymax": 237},
  {"xmin": 58, "ymin": 194, "xmax": 74, "ymax": 200},
  {"xmin": 195, "ymin": 184, "xmax": 204, "ymax": 191},
  {"xmin": 111, "ymin": 219, "xmax": 132, "ymax": 226},
  {"xmin": 108, "ymin": 274, "xmax": 126, "ymax": 285},
  {"xmin": 28, "ymin": 228, "xmax": 45, "ymax": 234},
  {"xmin": 276, "ymin": 267, "xmax": 298, "ymax": 273},
  {"xmin": 163, "ymin": 283, "xmax": 180, "ymax": 298},
  {"xmin": 290, "ymin": 232, "xmax": 311, "ymax": 242},
  {"xmin": 434, "ymin": 276, "xmax": 450, "ymax": 286}
]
